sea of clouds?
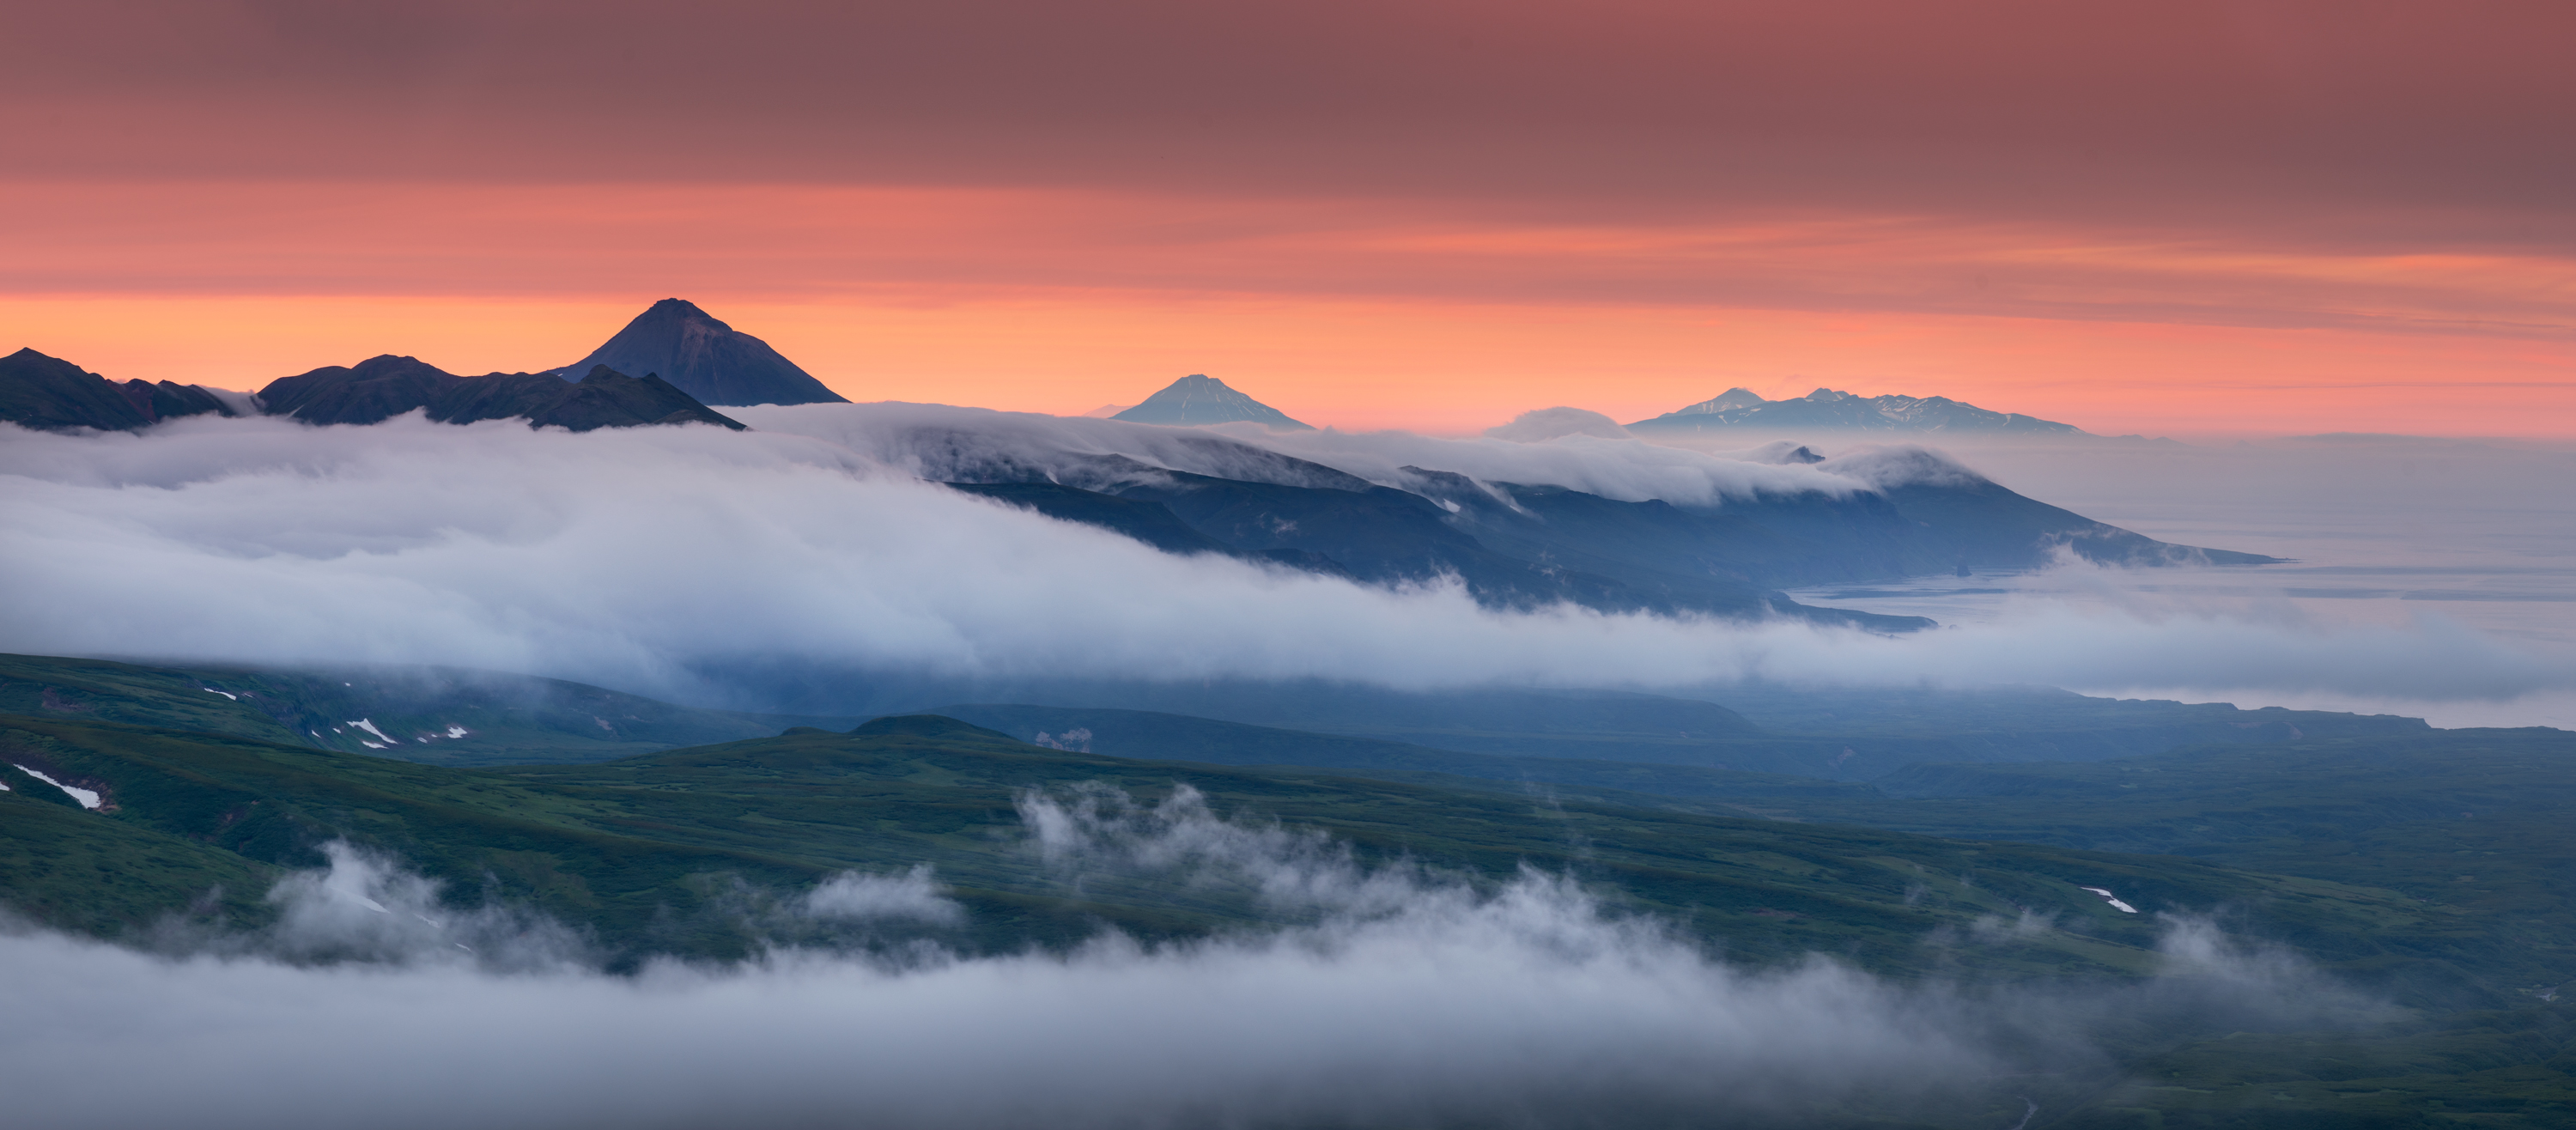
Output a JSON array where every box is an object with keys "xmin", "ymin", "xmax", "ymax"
[{"xmin": 2, "ymin": 407, "xmax": 2567, "ymax": 711}]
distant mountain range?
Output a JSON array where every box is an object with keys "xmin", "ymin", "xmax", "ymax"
[
  {"xmin": 0, "ymin": 299, "xmax": 835, "ymax": 434},
  {"xmin": 550, "ymin": 299, "xmax": 846, "ymax": 407},
  {"xmin": 1630, "ymin": 387, "xmax": 2086, "ymax": 434},
  {"xmin": 6, "ymin": 313, "xmax": 2273, "ymax": 628},
  {"xmin": 1111, "ymin": 374, "xmax": 1311, "ymax": 429},
  {"xmin": 0, "ymin": 348, "xmax": 745, "ymax": 434}
]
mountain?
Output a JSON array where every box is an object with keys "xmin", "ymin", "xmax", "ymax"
[
  {"xmin": 916, "ymin": 420, "xmax": 2273, "ymax": 626},
  {"xmin": 0, "ymin": 348, "xmax": 238, "ymax": 432},
  {"xmin": 258, "ymin": 354, "xmax": 465, "ymax": 424},
  {"xmin": 254, "ymin": 357, "xmax": 745, "ymax": 431},
  {"xmin": 553, "ymin": 298, "xmax": 848, "ymax": 407},
  {"xmin": 1110, "ymin": 374, "xmax": 1313, "ymax": 428},
  {"xmin": 1630, "ymin": 386, "xmax": 2087, "ymax": 434}
]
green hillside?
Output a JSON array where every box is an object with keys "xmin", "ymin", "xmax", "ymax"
[
  {"xmin": 0, "ymin": 710, "xmax": 2420, "ymax": 975},
  {"xmin": 7, "ymin": 708, "xmax": 2573, "ymax": 1124},
  {"xmin": 0, "ymin": 653, "xmax": 850, "ymax": 764},
  {"xmin": 1702, "ymin": 728, "xmax": 2576, "ymax": 996}
]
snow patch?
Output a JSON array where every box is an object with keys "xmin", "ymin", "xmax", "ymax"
[
  {"xmin": 201, "ymin": 687, "xmax": 237, "ymax": 700},
  {"xmin": 13, "ymin": 765, "xmax": 100, "ymax": 809},
  {"xmin": 347, "ymin": 719, "xmax": 393, "ymax": 744},
  {"xmin": 444, "ymin": 726, "xmax": 469, "ymax": 738},
  {"xmin": 361, "ymin": 742, "xmax": 386, "ymax": 750},
  {"xmin": 2081, "ymin": 886, "xmax": 2138, "ymax": 914}
]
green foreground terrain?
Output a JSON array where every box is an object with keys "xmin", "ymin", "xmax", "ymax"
[{"xmin": 2, "ymin": 653, "xmax": 2572, "ymax": 1127}]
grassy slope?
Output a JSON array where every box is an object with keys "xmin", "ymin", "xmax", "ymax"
[
  {"xmin": 891, "ymin": 679, "xmax": 2427, "ymax": 780},
  {"xmin": 1683, "ymin": 727, "xmax": 2576, "ymax": 1128},
  {"xmin": 921, "ymin": 701, "xmax": 1877, "ymax": 804},
  {"xmin": 1722, "ymin": 729, "xmax": 2576, "ymax": 995},
  {"xmin": 0, "ymin": 711, "xmax": 2428, "ymax": 982},
  {"xmin": 0, "ymin": 653, "xmax": 852, "ymax": 765}
]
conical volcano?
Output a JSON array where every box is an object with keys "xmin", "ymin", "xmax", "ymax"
[
  {"xmin": 556, "ymin": 299, "xmax": 848, "ymax": 407},
  {"xmin": 1109, "ymin": 374, "xmax": 1311, "ymax": 429}
]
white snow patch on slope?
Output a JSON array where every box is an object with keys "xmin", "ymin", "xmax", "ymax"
[
  {"xmin": 13, "ymin": 765, "xmax": 100, "ymax": 809},
  {"xmin": 348, "ymin": 720, "xmax": 392, "ymax": 744},
  {"xmin": 201, "ymin": 687, "xmax": 237, "ymax": 700},
  {"xmin": 2081, "ymin": 887, "xmax": 2138, "ymax": 914}
]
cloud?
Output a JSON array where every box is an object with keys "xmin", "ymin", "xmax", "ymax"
[
  {"xmin": 743, "ymin": 401, "xmax": 1877, "ymax": 504},
  {"xmin": 1, "ymin": 410, "xmax": 2566, "ymax": 708},
  {"xmin": 803, "ymin": 866, "xmax": 967, "ymax": 926},
  {"xmin": 12, "ymin": 1, "xmax": 2572, "ymax": 237},
  {"xmin": 0, "ymin": 784, "xmax": 2378, "ymax": 1129}
]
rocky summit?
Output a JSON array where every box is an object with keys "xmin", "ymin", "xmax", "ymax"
[{"xmin": 554, "ymin": 299, "xmax": 848, "ymax": 407}]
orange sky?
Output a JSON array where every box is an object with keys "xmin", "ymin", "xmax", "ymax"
[{"xmin": 4, "ymin": 2, "xmax": 2571, "ymax": 437}]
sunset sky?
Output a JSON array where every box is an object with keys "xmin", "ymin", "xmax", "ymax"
[{"xmin": 5, "ymin": 1, "xmax": 2570, "ymax": 436}]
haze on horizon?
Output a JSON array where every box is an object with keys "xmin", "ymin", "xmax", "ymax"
[{"xmin": 4, "ymin": 0, "xmax": 2571, "ymax": 437}]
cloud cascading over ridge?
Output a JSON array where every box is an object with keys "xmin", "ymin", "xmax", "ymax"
[{"xmin": 1, "ymin": 410, "xmax": 2563, "ymax": 708}]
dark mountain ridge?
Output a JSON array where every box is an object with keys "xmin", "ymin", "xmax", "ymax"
[
  {"xmin": 254, "ymin": 355, "xmax": 746, "ymax": 430},
  {"xmin": 0, "ymin": 346, "xmax": 750, "ymax": 433},
  {"xmin": 553, "ymin": 298, "xmax": 848, "ymax": 407},
  {"xmin": 0, "ymin": 348, "xmax": 240, "ymax": 432}
]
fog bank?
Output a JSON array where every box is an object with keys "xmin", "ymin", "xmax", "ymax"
[{"xmin": 3, "ymin": 412, "xmax": 2566, "ymax": 712}]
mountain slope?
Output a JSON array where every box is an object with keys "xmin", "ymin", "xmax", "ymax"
[
  {"xmin": 0, "ymin": 653, "xmax": 836, "ymax": 764},
  {"xmin": 928, "ymin": 435, "xmax": 2270, "ymax": 623},
  {"xmin": 259, "ymin": 355, "xmax": 465, "ymax": 423},
  {"xmin": 555, "ymin": 298, "xmax": 848, "ymax": 407},
  {"xmin": 521, "ymin": 365, "xmax": 747, "ymax": 431},
  {"xmin": 1641, "ymin": 727, "xmax": 2576, "ymax": 1003},
  {"xmin": 908, "ymin": 688, "xmax": 2423, "ymax": 782},
  {"xmin": 0, "ymin": 710, "xmax": 2439, "ymax": 982},
  {"xmin": 0, "ymin": 348, "xmax": 234, "ymax": 432},
  {"xmin": 1111, "ymin": 374, "xmax": 1313, "ymax": 428}
]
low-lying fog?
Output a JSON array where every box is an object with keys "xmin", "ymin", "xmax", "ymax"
[
  {"xmin": 1, "ymin": 408, "xmax": 2568, "ymax": 722},
  {"xmin": 1717, "ymin": 431, "xmax": 2576, "ymax": 726},
  {"xmin": 0, "ymin": 785, "xmax": 2376, "ymax": 1129}
]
